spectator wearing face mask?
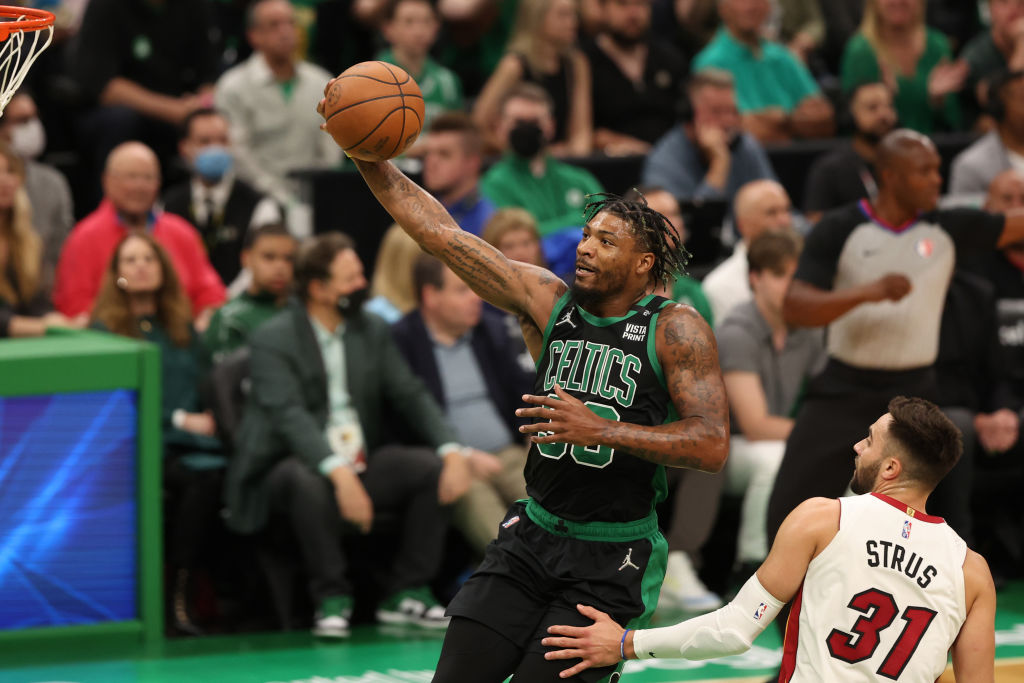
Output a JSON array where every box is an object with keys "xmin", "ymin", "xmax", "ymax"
[
  {"xmin": 163, "ymin": 109, "xmax": 282, "ymax": 293},
  {"xmin": 226, "ymin": 232, "xmax": 487, "ymax": 638},
  {"xmin": 479, "ymin": 84, "xmax": 603, "ymax": 275},
  {"xmin": 0, "ymin": 92, "xmax": 74, "ymax": 295}
]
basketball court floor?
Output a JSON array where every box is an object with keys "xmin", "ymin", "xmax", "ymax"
[{"xmin": 4, "ymin": 582, "xmax": 1024, "ymax": 683}]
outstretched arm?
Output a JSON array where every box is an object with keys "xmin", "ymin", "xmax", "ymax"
[
  {"xmin": 783, "ymin": 276, "xmax": 912, "ymax": 328},
  {"xmin": 346, "ymin": 155, "xmax": 566, "ymax": 331},
  {"xmin": 540, "ymin": 497, "xmax": 839, "ymax": 677},
  {"xmin": 518, "ymin": 305, "xmax": 729, "ymax": 471},
  {"xmin": 317, "ymin": 82, "xmax": 565, "ymax": 328}
]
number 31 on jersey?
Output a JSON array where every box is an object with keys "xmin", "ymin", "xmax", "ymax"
[{"xmin": 828, "ymin": 588, "xmax": 937, "ymax": 679}]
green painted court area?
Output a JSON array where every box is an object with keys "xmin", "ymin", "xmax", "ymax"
[{"xmin": 4, "ymin": 583, "xmax": 1024, "ymax": 683}]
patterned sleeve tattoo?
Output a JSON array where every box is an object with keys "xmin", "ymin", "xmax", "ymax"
[
  {"xmin": 596, "ymin": 304, "xmax": 730, "ymax": 471},
  {"xmin": 353, "ymin": 158, "xmax": 566, "ymax": 329}
]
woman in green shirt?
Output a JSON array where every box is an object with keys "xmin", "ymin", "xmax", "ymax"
[
  {"xmin": 841, "ymin": 0, "xmax": 966, "ymax": 134},
  {"xmin": 91, "ymin": 232, "xmax": 224, "ymax": 636}
]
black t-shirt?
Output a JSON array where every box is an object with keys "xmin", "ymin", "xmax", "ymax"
[
  {"xmin": 515, "ymin": 53, "xmax": 573, "ymax": 144},
  {"xmin": 964, "ymin": 250, "xmax": 1024, "ymax": 403},
  {"xmin": 796, "ymin": 202, "xmax": 1004, "ymax": 370},
  {"xmin": 71, "ymin": 0, "xmax": 220, "ymax": 102},
  {"xmin": 526, "ymin": 293, "xmax": 674, "ymax": 523},
  {"xmin": 935, "ymin": 269, "xmax": 1006, "ymax": 411},
  {"xmin": 0, "ymin": 263, "xmax": 50, "ymax": 338},
  {"xmin": 582, "ymin": 37, "xmax": 687, "ymax": 145},
  {"xmin": 163, "ymin": 178, "xmax": 272, "ymax": 285},
  {"xmin": 803, "ymin": 143, "xmax": 876, "ymax": 216}
]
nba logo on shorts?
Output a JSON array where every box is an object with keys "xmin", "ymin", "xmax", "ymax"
[
  {"xmin": 753, "ymin": 603, "xmax": 768, "ymax": 621},
  {"xmin": 502, "ymin": 515, "xmax": 520, "ymax": 529},
  {"xmin": 902, "ymin": 520, "xmax": 912, "ymax": 539}
]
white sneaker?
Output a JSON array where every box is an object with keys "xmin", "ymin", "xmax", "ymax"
[
  {"xmin": 312, "ymin": 596, "xmax": 352, "ymax": 638},
  {"xmin": 376, "ymin": 586, "xmax": 451, "ymax": 629},
  {"xmin": 659, "ymin": 551, "xmax": 723, "ymax": 612},
  {"xmin": 313, "ymin": 613, "xmax": 351, "ymax": 638}
]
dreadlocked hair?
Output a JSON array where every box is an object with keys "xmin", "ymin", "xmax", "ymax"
[{"xmin": 583, "ymin": 191, "xmax": 690, "ymax": 287}]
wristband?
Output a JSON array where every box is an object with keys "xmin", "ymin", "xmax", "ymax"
[
  {"xmin": 319, "ymin": 453, "xmax": 355, "ymax": 476},
  {"xmin": 632, "ymin": 573, "xmax": 783, "ymax": 660},
  {"xmin": 172, "ymin": 409, "xmax": 187, "ymax": 430},
  {"xmin": 437, "ymin": 442, "xmax": 469, "ymax": 458},
  {"xmin": 620, "ymin": 629, "xmax": 631, "ymax": 660}
]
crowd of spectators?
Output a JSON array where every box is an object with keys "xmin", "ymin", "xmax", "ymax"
[{"xmin": 6, "ymin": 0, "xmax": 1024, "ymax": 639}]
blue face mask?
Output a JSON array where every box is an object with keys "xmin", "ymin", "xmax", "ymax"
[{"xmin": 194, "ymin": 145, "xmax": 233, "ymax": 182}]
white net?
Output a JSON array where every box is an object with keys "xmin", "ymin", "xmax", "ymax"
[{"xmin": 0, "ymin": 12, "xmax": 53, "ymax": 116}]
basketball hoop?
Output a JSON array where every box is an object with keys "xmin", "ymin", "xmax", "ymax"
[{"xmin": 0, "ymin": 6, "xmax": 53, "ymax": 116}]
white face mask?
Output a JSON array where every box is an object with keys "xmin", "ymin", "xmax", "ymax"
[{"xmin": 9, "ymin": 118, "xmax": 45, "ymax": 159}]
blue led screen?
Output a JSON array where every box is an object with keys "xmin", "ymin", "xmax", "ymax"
[{"xmin": 0, "ymin": 390, "xmax": 138, "ymax": 629}]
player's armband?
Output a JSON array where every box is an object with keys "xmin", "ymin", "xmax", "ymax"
[{"xmin": 633, "ymin": 574, "xmax": 783, "ymax": 660}]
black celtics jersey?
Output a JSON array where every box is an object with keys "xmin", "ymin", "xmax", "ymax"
[{"xmin": 525, "ymin": 292, "xmax": 675, "ymax": 523}]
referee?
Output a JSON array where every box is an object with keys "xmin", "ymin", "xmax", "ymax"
[{"xmin": 767, "ymin": 129, "xmax": 1024, "ymax": 542}]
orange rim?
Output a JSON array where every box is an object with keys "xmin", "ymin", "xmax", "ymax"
[{"xmin": 0, "ymin": 6, "xmax": 54, "ymax": 33}]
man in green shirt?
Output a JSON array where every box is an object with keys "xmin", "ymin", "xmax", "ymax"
[
  {"xmin": 377, "ymin": 0, "xmax": 464, "ymax": 134},
  {"xmin": 204, "ymin": 223, "xmax": 297, "ymax": 360},
  {"xmin": 480, "ymin": 84, "xmax": 604, "ymax": 274},
  {"xmin": 692, "ymin": 0, "xmax": 833, "ymax": 142}
]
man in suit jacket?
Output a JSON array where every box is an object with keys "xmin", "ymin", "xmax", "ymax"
[
  {"xmin": 392, "ymin": 255, "xmax": 533, "ymax": 555},
  {"xmin": 225, "ymin": 232, "xmax": 476, "ymax": 639},
  {"xmin": 163, "ymin": 109, "xmax": 282, "ymax": 292}
]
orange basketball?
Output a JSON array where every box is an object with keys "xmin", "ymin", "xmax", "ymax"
[{"xmin": 323, "ymin": 61, "xmax": 425, "ymax": 161}]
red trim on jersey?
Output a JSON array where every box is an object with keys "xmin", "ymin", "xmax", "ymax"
[
  {"xmin": 858, "ymin": 199, "xmax": 921, "ymax": 233},
  {"xmin": 871, "ymin": 492, "xmax": 945, "ymax": 523},
  {"xmin": 779, "ymin": 583, "xmax": 804, "ymax": 682}
]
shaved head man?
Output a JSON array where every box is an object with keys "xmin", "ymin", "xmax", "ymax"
[
  {"xmin": 873, "ymin": 130, "xmax": 943, "ymax": 214},
  {"xmin": 986, "ymin": 168, "xmax": 1024, "ymax": 213},
  {"xmin": 54, "ymin": 140, "xmax": 225, "ymax": 324},
  {"xmin": 733, "ymin": 180, "xmax": 793, "ymax": 244},
  {"xmin": 702, "ymin": 179, "xmax": 793, "ymax": 324},
  {"xmin": 984, "ymin": 169, "xmax": 1024, "ymax": 284},
  {"xmin": 767, "ymin": 129, "xmax": 1024, "ymax": 651},
  {"xmin": 102, "ymin": 141, "xmax": 162, "ymax": 227}
]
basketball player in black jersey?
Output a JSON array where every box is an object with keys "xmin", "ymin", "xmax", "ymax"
[{"xmin": 321, "ymin": 84, "xmax": 729, "ymax": 683}]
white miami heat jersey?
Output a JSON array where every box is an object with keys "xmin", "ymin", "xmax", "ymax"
[{"xmin": 780, "ymin": 493, "xmax": 967, "ymax": 682}]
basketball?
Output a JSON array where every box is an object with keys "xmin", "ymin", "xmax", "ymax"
[{"xmin": 323, "ymin": 61, "xmax": 426, "ymax": 162}]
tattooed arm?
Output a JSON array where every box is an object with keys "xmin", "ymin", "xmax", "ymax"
[
  {"xmin": 518, "ymin": 304, "xmax": 729, "ymax": 471},
  {"xmin": 351, "ymin": 157, "xmax": 566, "ymax": 335},
  {"xmin": 316, "ymin": 84, "xmax": 565, "ymax": 333}
]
